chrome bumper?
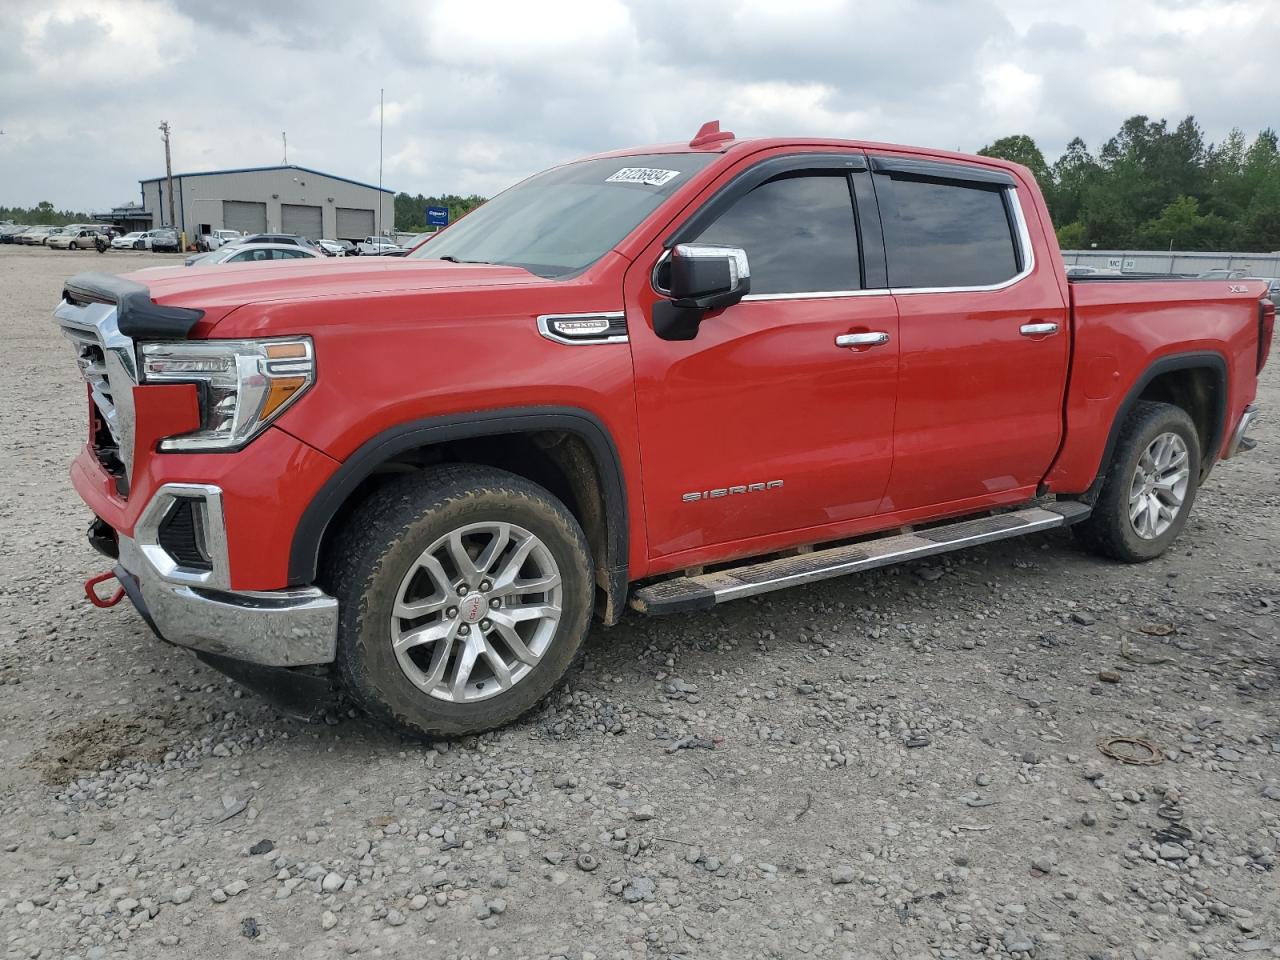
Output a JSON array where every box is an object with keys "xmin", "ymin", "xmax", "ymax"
[
  {"xmin": 1224, "ymin": 404, "xmax": 1260, "ymax": 459},
  {"xmin": 107, "ymin": 481, "xmax": 338, "ymax": 667},
  {"xmin": 116, "ymin": 536, "xmax": 337, "ymax": 666}
]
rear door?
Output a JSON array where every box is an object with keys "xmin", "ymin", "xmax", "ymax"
[
  {"xmin": 626, "ymin": 151, "xmax": 900, "ymax": 563},
  {"xmin": 871, "ymin": 156, "xmax": 1069, "ymax": 513}
]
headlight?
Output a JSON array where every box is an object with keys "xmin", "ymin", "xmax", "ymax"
[{"xmin": 140, "ymin": 337, "xmax": 315, "ymax": 451}]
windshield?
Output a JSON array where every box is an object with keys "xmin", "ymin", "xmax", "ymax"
[{"xmin": 410, "ymin": 153, "xmax": 715, "ymax": 278}]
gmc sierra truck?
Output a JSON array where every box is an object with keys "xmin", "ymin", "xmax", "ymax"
[{"xmin": 57, "ymin": 121, "xmax": 1272, "ymax": 738}]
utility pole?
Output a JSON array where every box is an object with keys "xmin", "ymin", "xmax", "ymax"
[
  {"xmin": 377, "ymin": 88, "xmax": 384, "ymax": 239},
  {"xmin": 159, "ymin": 121, "xmax": 175, "ymax": 231},
  {"xmin": 282, "ymin": 131, "xmax": 287, "ymax": 164}
]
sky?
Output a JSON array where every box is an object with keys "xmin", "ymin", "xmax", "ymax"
[{"xmin": 1, "ymin": 0, "xmax": 1277, "ymax": 212}]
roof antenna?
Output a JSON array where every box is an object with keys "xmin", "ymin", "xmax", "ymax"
[{"xmin": 689, "ymin": 120, "xmax": 734, "ymax": 149}]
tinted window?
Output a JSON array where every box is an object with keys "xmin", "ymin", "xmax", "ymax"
[
  {"xmin": 877, "ymin": 177, "xmax": 1018, "ymax": 288},
  {"xmin": 693, "ymin": 173, "xmax": 859, "ymax": 295}
]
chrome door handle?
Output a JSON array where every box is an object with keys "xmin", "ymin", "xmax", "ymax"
[
  {"xmin": 835, "ymin": 331, "xmax": 891, "ymax": 348},
  {"xmin": 1020, "ymin": 322, "xmax": 1059, "ymax": 337}
]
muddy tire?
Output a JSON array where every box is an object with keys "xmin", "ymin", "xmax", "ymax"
[
  {"xmin": 1073, "ymin": 401, "xmax": 1201, "ymax": 563},
  {"xmin": 322, "ymin": 464, "xmax": 594, "ymax": 738}
]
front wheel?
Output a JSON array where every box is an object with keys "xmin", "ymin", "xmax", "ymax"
[
  {"xmin": 323, "ymin": 465, "xmax": 594, "ymax": 738},
  {"xmin": 1073, "ymin": 400, "xmax": 1201, "ymax": 562}
]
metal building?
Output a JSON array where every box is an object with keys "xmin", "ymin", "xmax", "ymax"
[{"xmin": 139, "ymin": 165, "xmax": 395, "ymax": 242}]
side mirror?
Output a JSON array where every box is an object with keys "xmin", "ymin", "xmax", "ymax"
[{"xmin": 668, "ymin": 243, "xmax": 750, "ymax": 311}]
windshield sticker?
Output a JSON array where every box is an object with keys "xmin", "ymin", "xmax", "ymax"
[{"xmin": 605, "ymin": 167, "xmax": 681, "ymax": 187}]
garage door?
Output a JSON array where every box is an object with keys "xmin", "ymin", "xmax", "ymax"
[
  {"xmin": 223, "ymin": 200, "xmax": 267, "ymax": 235},
  {"xmin": 281, "ymin": 204, "xmax": 323, "ymax": 240},
  {"xmin": 336, "ymin": 207, "xmax": 374, "ymax": 241}
]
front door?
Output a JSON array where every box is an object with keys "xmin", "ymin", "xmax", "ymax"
[{"xmin": 626, "ymin": 156, "xmax": 900, "ymax": 568}]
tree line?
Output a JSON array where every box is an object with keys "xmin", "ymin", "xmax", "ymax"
[
  {"xmin": 1, "ymin": 201, "xmax": 94, "ymax": 227},
  {"xmin": 979, "ymin": 116, "xmax": 1280, "ymax": 252},
  {"xmin": 393, "ymin": 192, "xmax": 486, "ymax": 233}
]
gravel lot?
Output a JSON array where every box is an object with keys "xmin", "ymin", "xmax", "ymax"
[{"xmin": 1, "ymin": 244, "xmax": 1277, "ymax": 960}]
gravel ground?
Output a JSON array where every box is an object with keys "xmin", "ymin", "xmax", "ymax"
[{"xmin": 1, "ymin": 244, "xmax": 1277, "ymax": 960}]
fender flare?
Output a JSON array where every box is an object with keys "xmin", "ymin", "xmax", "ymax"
[
  {"xmin": 288, "ymin": 407, "xmax": 629, "ymax": 612},
  {"xmin": 1086, "ymin": 350, "xmax": 1228, "ymax": 496}
]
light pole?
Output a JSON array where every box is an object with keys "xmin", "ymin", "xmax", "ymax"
[{"xmin": 159, "ymin": 121, "xmax": 177, "ymax": 246}]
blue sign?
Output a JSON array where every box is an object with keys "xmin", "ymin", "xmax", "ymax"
[{"xmin": 426, "ymin": 205, "xmax": 449, "ymax": 227}]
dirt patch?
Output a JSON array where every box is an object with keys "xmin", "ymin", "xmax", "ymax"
[{"xmin": 28, "ymin": 708, "xmax": 180, "ymax": 785}]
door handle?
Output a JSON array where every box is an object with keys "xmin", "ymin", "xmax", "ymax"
[
  {"xmin": 1020, "ymin": 322, "xmax": 1059, "ymax": 337},
  {"xmin": 835, "ymin": 331, "xmax": 891, "ymax": 348}
]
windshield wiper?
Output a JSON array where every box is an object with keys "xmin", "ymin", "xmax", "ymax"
[{"xmin": 437, "ymin": 255, "xmax": 492, "ymax": 265}]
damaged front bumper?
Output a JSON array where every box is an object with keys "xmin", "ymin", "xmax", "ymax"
[{"xmin": 96, "ymin": 482, "xmax": 338, "ymax": 668}]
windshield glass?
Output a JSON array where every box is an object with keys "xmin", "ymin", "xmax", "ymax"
[{"xmin": 410, "ymin": 153, "xmax": 715, "ymax": 278}]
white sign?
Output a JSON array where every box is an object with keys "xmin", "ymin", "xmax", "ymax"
[
  {"xmin": 1106, "ymin": 257, "xmax": 1123, "ymax": 269},
  {"xmin": 606, "ymin": 167, "xmax": 681, "ymax": 187}
]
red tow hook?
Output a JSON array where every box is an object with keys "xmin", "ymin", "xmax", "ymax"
[{"xmin": 85, "ymin": 571, "xmax": 126, "ymax": 608}]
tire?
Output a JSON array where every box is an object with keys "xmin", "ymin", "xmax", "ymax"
[
  {"xmin": 1073, "ymin": 400, "xmax": 1201, "ymax": 562},
  {"xmin": 322, "ymin": 464, "xmax": 594, "ymax": 738}
]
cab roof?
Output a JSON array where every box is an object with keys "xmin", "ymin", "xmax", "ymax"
[{"xmin": 578, "ymin": 119, "xmax": 1025, "ymax": 178}]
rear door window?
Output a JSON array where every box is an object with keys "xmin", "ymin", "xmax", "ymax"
[{"xmin": 876, "ymin": 175, "xmax": 1019, "ymax": 288}]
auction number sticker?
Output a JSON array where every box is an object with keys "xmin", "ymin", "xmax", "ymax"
[{"xmin": 606, "ymin": 167, "xmax": 681, "ymax": 186}]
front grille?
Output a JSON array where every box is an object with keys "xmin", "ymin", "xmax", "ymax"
[
  {"xmin": 63, "ymin": 325, "xmax": 128, "ymax": 494},
  {"xmin": 157, "ymin": 497, "xmax": 212, "ymax": 570},
  {"xmin": 56, "ymin": 300, "xmax": 139, "ymax": 496},
  {"xmin": 64, "ymin": 328, "xmax": 118, "ymax": 439}
]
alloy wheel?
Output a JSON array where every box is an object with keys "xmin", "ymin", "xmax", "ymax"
[
  {"xmin": 1128, "ymin": 431, "xmax": 1190, "ymax": 540},
  {"xmin": 390, "ymin": 521, "xmax": 563, "ymax": 703}
]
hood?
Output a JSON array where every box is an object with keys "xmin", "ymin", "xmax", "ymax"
[{"xmin": 131, "ymin": 257, "xmax": 551, "ymax": 313}]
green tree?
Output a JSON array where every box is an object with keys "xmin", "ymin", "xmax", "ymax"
[
  {"xmin": 978, "ymin": 114, "xmax": 1280, "ymax": 250},
  {"xmin": 1051, "ymin": 137, "xmax": 1099, "ymax": 227},
  {"xmin": 1135, "ymin": 196, "xmax": 1234, "ymax": 250},
  {"xmin": 978, "ymin": 135, "xmax": 1051, "ymax": 185},
  {"xmin": 1055, "ymin": 221, "xmax": 1086, "ymax": 249},
  {"xmin": 393, "ymin": 192, "xmax": 487, "ymax": 232},
  {"xmin": 0, "ymin": 202, "xmax": 94, "ymax": 226}
]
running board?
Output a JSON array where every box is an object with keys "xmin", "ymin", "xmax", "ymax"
[{"xmin": 630, "ymin": 502, "xmax": 1091, "ymax": 616}]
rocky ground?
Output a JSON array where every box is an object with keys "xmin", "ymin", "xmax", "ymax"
[{"xmin": 0, "ymin": 244, "xmax": 1277, "ymax": 960}]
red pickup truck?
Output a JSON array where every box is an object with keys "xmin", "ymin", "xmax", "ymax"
[{"xmin": 57, "ymin": 122, "xmax": 1272, "ymax": 737}]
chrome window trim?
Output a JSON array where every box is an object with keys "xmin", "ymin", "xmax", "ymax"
[
  {"xmin": 743, "ymin": 288, "xmax": 888, "ymax": 302},
  {"xmin": 537, "ymin": 311, "xmax": 628, "ymax": 346}
]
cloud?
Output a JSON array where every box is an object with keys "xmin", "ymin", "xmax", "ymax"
[
  {"xmin": 1089, "ymin": 67, "xmax": 1184, "ymax": 118},
  {"xmin": 0, "ymin": 0, "xmax": 1277, "ymax": 210}
]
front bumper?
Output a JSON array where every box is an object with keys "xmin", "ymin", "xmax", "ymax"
[
  {"xmin": 1224, "ymin": 404, "xmax": 1260, "ymax": 459},
  {"xmin": 103, "ymin": 485, "xmax": 338, "ymax": 667}
]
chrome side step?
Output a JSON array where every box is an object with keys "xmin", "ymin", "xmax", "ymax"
[{"xmin": 630, "ymin": 501, "xmax": 1091, "ymax": 616}]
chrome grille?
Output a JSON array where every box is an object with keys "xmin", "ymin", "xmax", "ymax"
[
  {"xmin": 63, "ymin": 326, "xmax": 122, "ymax": 447},
  {"xmin": 54, "ymin": 298, "xmax": 139, "ymax": 491}
]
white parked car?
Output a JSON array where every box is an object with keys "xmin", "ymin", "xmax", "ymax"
[
  {"xmin": 184, "ymin": 243, "xmax": 326, "ymax": 267},
  {"xmin": 199, "ymin": 229, "xmax": 244, "ymax": 252},
  {"xmin": 111, "ymin": 231, "xmax": 147, "ymax": 250},
  {"xmin": 316, "ymin": 239, "xmax": 352, "ymax": 257},
  {"xmin": 357, "ymin": 236, "xmax": 403, "ymax": 256},
  {"xmin": 21, "ymin": 226, "xmax": 58, "ymax": 245}
]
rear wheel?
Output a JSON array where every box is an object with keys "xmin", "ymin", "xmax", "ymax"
[
  {"xmin": 323, "ymin": 465, "xmax": 594, "ymax": 738},
  {"xmin": 1073, "ymin": 400, "xmax": 1201, "ymax": 562}
]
